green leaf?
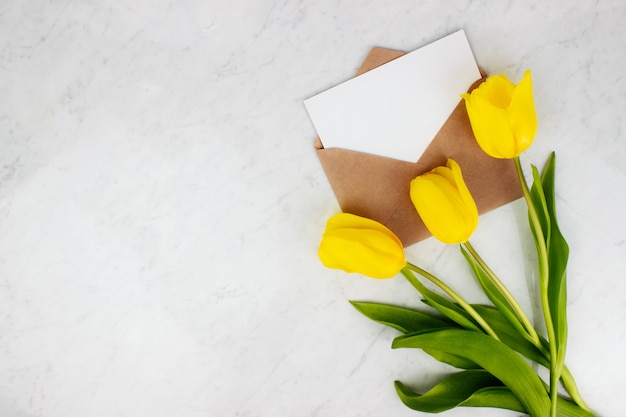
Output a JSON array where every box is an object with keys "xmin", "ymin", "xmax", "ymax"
[
  {"xmin": 400, "ymin": 269, "xmax": 481, "ymax": 332},
  {"xmin": 471, "ymin": 305, "xmax": 547, "ymax": 367},
  {"xmin": 460, "ymin": 246, "xmax": 527, "ymax": 337},
  {"xmin": 554, "ymin": 397, "xmax": 597, "ymax": 417},
  {"xmin": 466, "ymin": 388, "xmax": 597, "ymax": 417},
  {"xmin": 397, "ymin": 379, "xmax": 596, "ymax": 417},
  {"xmin": 422, "ymin": 344, "xmax": 480, "ymax": 370},
  {"xmin": 349, "ymin": 301, "xmax": 478, "ymax": 369},
  {"xmin": 393, "ymin": 370, "xmax": 504, "ymax": 413},
  {"xmin": 393, "ymin": 328, "xmax": 551, "ymax": 417},
  {"xmin": 349, "ymin": 301, "xmax": 453, "ymax": 333},
  {"xmin": 460, "ymin": 386, "xmax": 526, "ymax": 412},
  {"xmin": 541, "ymin": 152, "xmax": 569, "ymax": 370},
  {"xmin": 420, "ymin": 298, "xmax": 481, "ymax": 332},
  {"xmin": 530, "ymin": 164, "xmax": 551, "ymax": 245}
]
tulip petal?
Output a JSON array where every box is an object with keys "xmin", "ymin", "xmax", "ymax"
[
  {"xmin": 410, "ymin": 160, "xmax": 478, "ymax": 244},
  {"xmin": 318, "ymin": 213, "xmax": 406, "ymax": 279},
  {"xmin": 318, "ymin": 241, "xmax": 344, "ymax": 270},
  {"xmin": 319, "ymin": 229, "xmax": 405, "ymax": 278},
  {"xmin": 447, "ymin": 159, "xmax": 479, "ymax": 232},
  {"xmin": 481, "ymin": 74, "xmax": 515, "ymax": 109},
  {"xmin": 430, "ymin": 165, "xmax": 456, "ymax": 185},
  {"xmin": 465, "ymin": 93, "xmax": 516, "ymax": 159},
  {"xmin": 410, "ymin": 173, "xmax": 477, "ymax": 244},
  {"xmin": 325, "ymin": 213, "xmax": 403, "ymax": 247},
  {"xmin": 463, "ymin": 71, "xmax": 537, "ymax": 159},
  {"xmin": 508, "ymin": 70, "xmax": 537, "ymax": 155}
]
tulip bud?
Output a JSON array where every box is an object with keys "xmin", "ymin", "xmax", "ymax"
[
  {"xmin": 410, "ymin": 159, "xmax": 478, "ymax": 244},
  {"xmin": 318, "ymin": 213, "xmax": 406, "ymax": 279},
  {"xmin": 462, "ymin": 70, "xmax": 538, "ymax": 159}
]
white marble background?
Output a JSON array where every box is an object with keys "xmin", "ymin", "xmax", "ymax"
[{"xmin": 1, "ymin": 1, "xmax": 625, "ymax": 416}]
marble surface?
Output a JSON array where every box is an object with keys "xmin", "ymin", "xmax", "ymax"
[{"xmin": 1, "ymin": 1, "xmax": 625, "ymax": 416}]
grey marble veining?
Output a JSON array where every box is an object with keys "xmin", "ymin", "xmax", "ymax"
[{"xmin": 1, "ymin": 1, "xmax": 625, "ymax": 416}]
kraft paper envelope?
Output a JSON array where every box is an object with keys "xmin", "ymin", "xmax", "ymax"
[{"xmin": 314, "ymin": 47, "xmax": 523, "ymax": 247}]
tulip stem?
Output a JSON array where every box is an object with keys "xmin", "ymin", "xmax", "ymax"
[
  {"xmin": 463, "ymin": 241, "xmax": 541, "ymax": 346},
  {"xmin": 464, "ymin": 240, "xmax": 591, "ymax": 412},
  {"xmin": 402, "ymin": 263, "xmax": 500, "ymax": 341},
  {"xmin": 514, "ymin": 156, "xmax": 559, "ymax": 417}
]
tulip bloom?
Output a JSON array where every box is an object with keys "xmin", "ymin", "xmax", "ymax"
[
  {"xmin": 462, "ymin": 70, "xmax": 537, "ymax": 159},
  {"xmin": 410, "ymin": 159, "xmax": 478, "ymax": 244},
  {"xmin": 318, "ymin": 213, "xmax": 406, "ymax": 279}
]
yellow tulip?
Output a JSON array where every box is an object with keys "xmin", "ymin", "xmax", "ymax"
[
  {"xmin": 318, "ymin": 213, "xmax": 406, "ymax": 279},
  {"xmin": 461, "ymin": 70, "xmax": 537, "ymax": 159},
  {"xmin": 410, "ymin": 159, "xmax": 478, "ymax": 244}
]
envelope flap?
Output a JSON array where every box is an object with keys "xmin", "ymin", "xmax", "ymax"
[
  {"xmin": 316, "ymin": 143, "xmax": 429, "ymax": 245},
  {"xmin": 355, "ymin": 47, "xmax": 405, "ymax": 75},
  {"xmin": 313, "ymin": 47, "xmax": 522, "ymax": 247}
]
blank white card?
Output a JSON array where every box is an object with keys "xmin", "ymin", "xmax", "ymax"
[{"xmin": 304, "ymin": 30, "xmax": 481, "ymax": 163}]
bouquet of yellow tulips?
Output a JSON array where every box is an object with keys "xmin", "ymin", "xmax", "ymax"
[{"xmin": 318, "ymin": 71, "xmax": 597, "ymax": 417}]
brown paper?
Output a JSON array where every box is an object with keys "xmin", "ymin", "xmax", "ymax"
[{"xmin": 314, "ymin": 47, "xmax": 523, "ymax": 247}]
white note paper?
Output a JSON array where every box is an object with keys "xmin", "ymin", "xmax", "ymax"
[{"xmin": 304, "ymin": 30, "xmax": 481, "ymax": 163}]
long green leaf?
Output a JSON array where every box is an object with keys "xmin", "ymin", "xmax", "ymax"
[
  {"xmin": 349, "ymin": 301, "xmax": 453, "ymax": 333},
  {"xmin": 400, "ymin": 269, "xmax": 481, "ymax": 332},
  {"xmin": 398, "ymin": 380, "xmax": 595, "ymax": 417},
  {"xmin": 460, "ymin": 246, "xmax": 512, "ymax": 311},
  {"xmin": 554, "ymin": 397, "xmax": 597, "ymax": 417},
  {"xmin": 530, "ymin": 164, "xmax": 551, "ymax": 245},
  {"xmin": 397, "ymin": 379, "xmax": 526, "ymax": 413},
  {"xmin": 420, "ymin": 299, "xmax": 480, "ymax": 332},
  {"xmin": 422, "ymin": 347, "xmax": 479, "ymax": 369},
  {"xmin": 460, "ymin": 246, "xmax": 527, "ymax": 337},
  {"xmin": 393, "ymin": 328, "xmax": 551, "ymax": 417},
  {"xmin": 471, "ymin": 305, "xmax": 547, "ymax": 366},
  {"xmin": 541, "ymin": 152, "xmax": 569, "ymax": 372},
  {"xmin": 349, "ymin": 301, "xmax": 478, "ymax": 369},
  {"xmin": 465, "ymin": 388, "xmax": 596, "ymax": 417},
  {"xmin": 393, "ymin": 370, "xmax": 503, "ymax": 412},
  {"xmin": 460, "ymin": 386, "xmax": 526, "ymax": 412}
]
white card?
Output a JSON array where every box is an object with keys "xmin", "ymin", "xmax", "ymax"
[{"xmin": 304, "ymin": 30, "xmax": 481, "ymax": 163}]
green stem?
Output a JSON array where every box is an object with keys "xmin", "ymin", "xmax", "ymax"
[
  {"xmin": 465, "ymin": 238, "xmax": 589, "ymax": 411},
  {"xmin": 403, "ymin": 263, "xmax": 500, "ymax": 341},
  {"xmin": 463, "ymin": 240, "xmax": 541, "ymax": 346},
  {"xmin": 464, "ymin": 240, "xmax": 588, "ymax": 410},
  {"xmin": 515, "ymin": 156, "xmax": 559, "ymax": 417}
]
